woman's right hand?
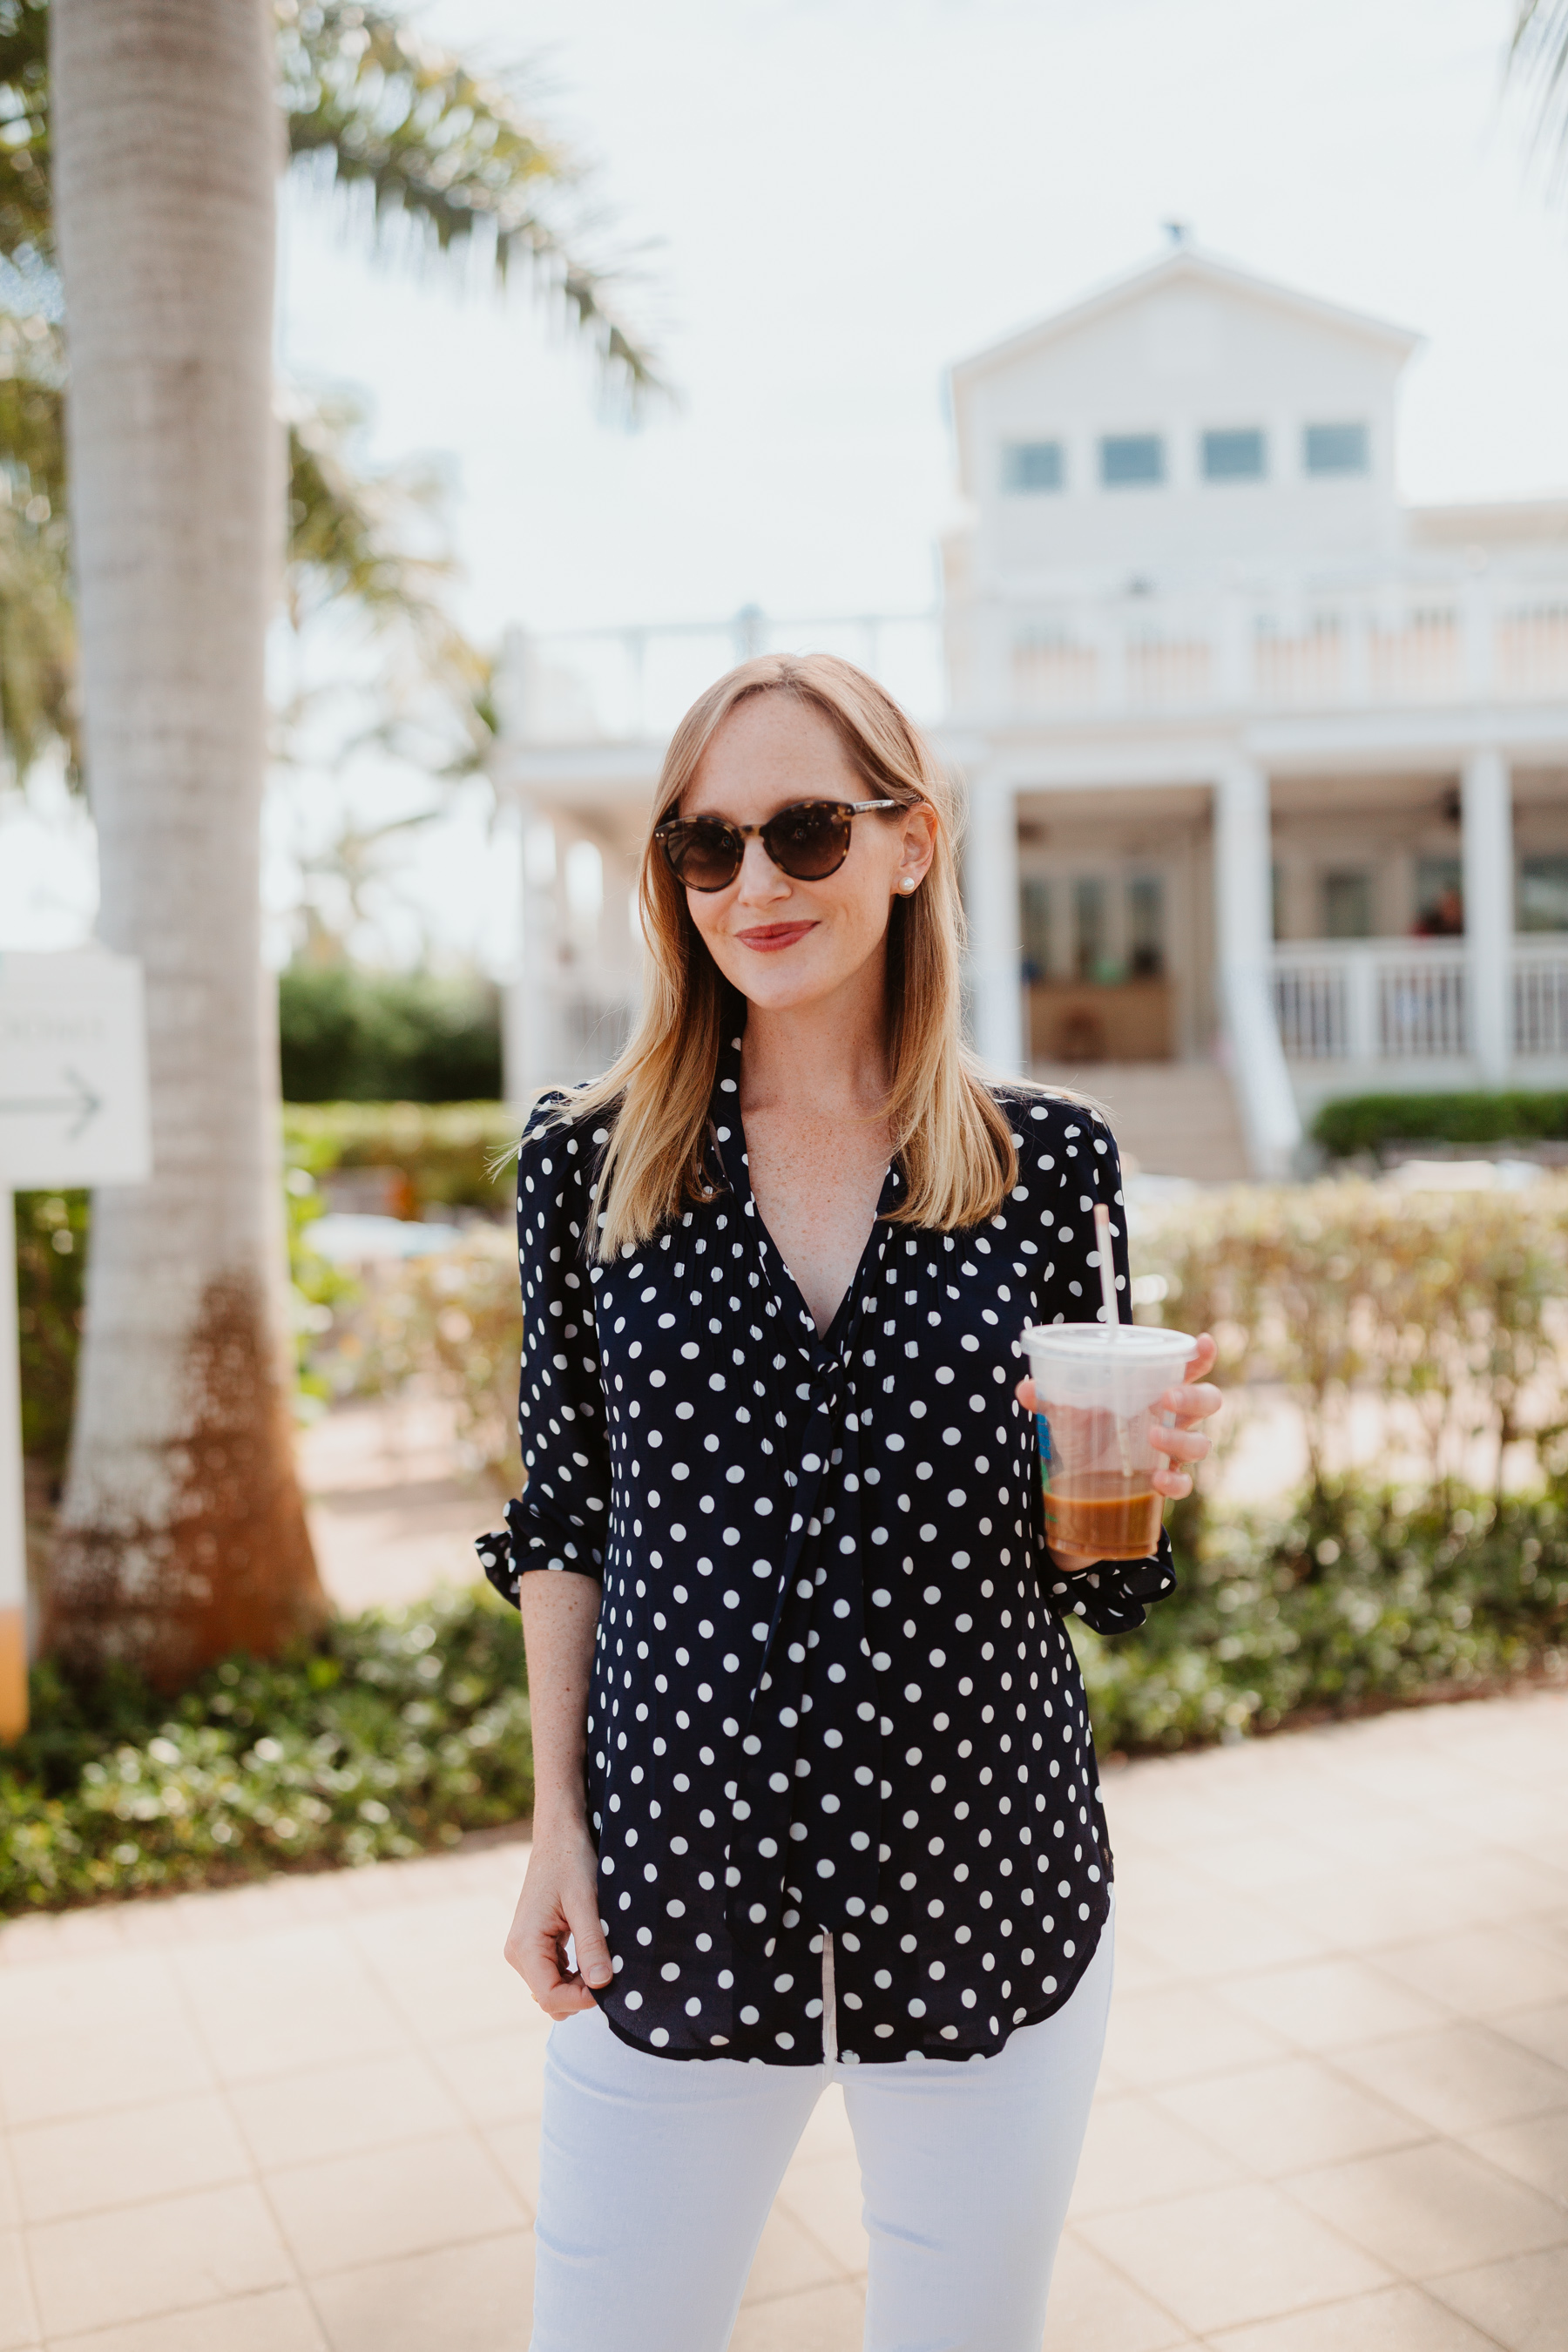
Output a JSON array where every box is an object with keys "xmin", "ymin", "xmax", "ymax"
[{"xmin": 504, "ymin": 1812, "xmax": 614, "ymax": 2017}]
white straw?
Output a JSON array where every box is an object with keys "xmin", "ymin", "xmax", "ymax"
[{"xmin": 1093, "ymin": 1202, "xmax": 1119, "ymax": 1332}]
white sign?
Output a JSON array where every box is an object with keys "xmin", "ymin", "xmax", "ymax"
[
  {"xmin": 0, "ymin": 947, "xmax": 152, "ymax": 1187},
  {"xmin": 0, "ymin": 947, "xmax": 151, "ymax": 1739}
]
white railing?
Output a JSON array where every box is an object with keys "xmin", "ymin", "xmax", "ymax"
[
  {"xmin": 501, "ymin": 608, "xmax": 943, "ymax": 745},
  {"xmin": 1514, "ymin": 941, "xmax": 1568, "ymax": 1057},
  {"xmin": 1273, "ymin": 940, "xmax": 1467, "ymax": 1062},
  {"xmin": 1273, "ymin": 936, "xmax": 1568, "ymax": 1062},
  {"xmin": 955, "ymin": 575, "xmax": 1568, "ymax": 721}
]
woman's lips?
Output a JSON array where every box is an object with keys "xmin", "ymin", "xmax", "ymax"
[{"xmin": 733, "ymin": 922, "xmax": 816, "ymax": 952}]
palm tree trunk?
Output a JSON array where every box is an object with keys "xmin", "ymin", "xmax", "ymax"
[{"xmin": 46, "ymin": 0, "xmax": 325, "ymax": 1686}]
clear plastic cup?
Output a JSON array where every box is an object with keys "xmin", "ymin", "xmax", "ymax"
[{"xmin": 1024, "ymin": 1322, "xmax": 1195, "ymax": 1560}]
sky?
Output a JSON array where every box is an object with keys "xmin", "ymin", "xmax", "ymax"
[{"xmin": 3, "ymin": 0, "xmax": 1568, "ymax": 963}]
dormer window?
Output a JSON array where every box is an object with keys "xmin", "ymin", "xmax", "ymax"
[
  {"xmin": 1304, "ymin": 422, "xmax": 1369, "ymax": 476},
  {"xmin": 1003, "ymin": 440, "xmax": 1064, "ymax": 492},
  {"xmin": 1202, "ymin": 428, "xmax": 1266, "ymax": 482},
  {"xmin": 1100, "ymin": 434, "xmax": 1164, "ymax": 488}
]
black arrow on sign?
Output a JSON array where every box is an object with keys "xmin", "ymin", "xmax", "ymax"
[{"xmin": 0, "ymin": 1067, "xmax": 103, "ymax": 1140}]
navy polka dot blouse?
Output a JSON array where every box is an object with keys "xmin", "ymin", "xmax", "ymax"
[{"xmin": 477, "ymin": 1026, "xmax": 1176, "ymax": 2066}]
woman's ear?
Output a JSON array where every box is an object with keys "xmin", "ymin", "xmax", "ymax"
[{"xmin": 899, "ymin": 801, "xmax": 938, "ymax": 887}]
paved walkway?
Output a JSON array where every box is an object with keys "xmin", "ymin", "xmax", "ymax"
[{"xmin": 2, "ymin": 1686, "xmax": 1565, "ymax": 2352}]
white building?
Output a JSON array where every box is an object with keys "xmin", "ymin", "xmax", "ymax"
[{"xmin": 492, "ymin": 245, "xmax": 1568, "ymax": 1179}]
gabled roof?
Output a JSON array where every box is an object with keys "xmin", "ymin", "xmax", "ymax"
[{"xmin": 950, "ymin": 246, "xmax": 1423, "ymax": 388}]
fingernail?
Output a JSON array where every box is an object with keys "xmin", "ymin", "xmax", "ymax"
[{"xmin": 586, "ymin": 1963, "xmax": 612, "ymax": 1987}]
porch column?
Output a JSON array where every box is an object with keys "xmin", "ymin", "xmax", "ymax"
[
  {"xmin": 965, "ymin": 768, "xmax": 1024, "ymax": 1073},
  {"xmin": 1462, "ymin": 747, "xmax": 1512, "ymax": 1084},
  {"xmin": 1213, "ymin": 758, "xmax": 1301, "ymax": 1176},
  {"xmin": 502, "ymin": 807, "xmax": 562, "ymax": 1106}
]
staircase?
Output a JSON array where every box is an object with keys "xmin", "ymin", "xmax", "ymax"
[{"xmin": 1028, "ymin": 1060, "xmax": 1252, "ymax": 1182}]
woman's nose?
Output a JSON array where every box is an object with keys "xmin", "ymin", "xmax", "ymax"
[{"xmin": 734, "ymin": 835, "xmax": 787, "ymax": 898}]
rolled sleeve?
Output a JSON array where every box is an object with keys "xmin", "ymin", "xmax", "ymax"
[{"xmin": 475, "ymin": 1096, "xmax": 609, "ymax": 1608}]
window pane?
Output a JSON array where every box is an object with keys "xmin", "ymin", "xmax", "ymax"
[
  {"xmin": 1519, "ymin": 855, "xmax": 1568, "ymax": 933},
  {"xmin": 1304, "ymin": 422, "xmax": 1369, "ymax": 476},
  {"xmin": 1126, "ymin": 875, "xmax": 1165, "ymax": 976},
  {"xmin": 1073, "ymin": 876, "xmax": 1109, "ymax": 977},
  {"xmin": 1100, "ymin": 434, "xmax": 1164, "ymax": 487},
  {"xmin": 1020, "ymin": 877, "xmax": 1052, "ymax": 977},
  {"xmin": 1003, "ymin": 441, "xmax": 1064, "ymax": 493},
  {"xmin": 1202, "ymin": 427, "xmax": 1266, "ymax": 481},
  {"xmin": 1321, "ymin": 869, "xmax": 1374, "ymax": 939},
  {"xmin": 1414, "ymin": 855, "xmax": 1463, "ymax": 936}
]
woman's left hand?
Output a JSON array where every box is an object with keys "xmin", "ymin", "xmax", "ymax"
[{"xmin": 1014, "ymin": 1333, "xmax": 1222, "ymax": 1570}]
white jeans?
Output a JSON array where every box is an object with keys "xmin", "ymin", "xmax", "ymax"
[{"xmin": 529, "ymin": 1902, "xmax": 1113, "ymax": 2352}]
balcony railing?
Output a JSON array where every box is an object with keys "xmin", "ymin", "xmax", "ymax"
[
  {"xmin": 956, "ymin": 575, "xmax": 1568, "ymax": 720},
  {"xmin": 1272, "ymin": 938, "xmax": 1568, "ymax": 1063}
]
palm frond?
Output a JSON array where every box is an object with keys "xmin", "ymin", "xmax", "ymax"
[
  {"xmin": 1510, "ymin": 0, "xmax": 1568, "ymax": 184},
  {"xmin": 276, "ymin": 0, "xmax": 666, "ymax": 403},
  {"xmin": 0, "ymin": 0, "xmax": 51, "ymax": 272},
  {"xmin": 283, "ymin": 384, "xmax": 453, "ymax": 638}
]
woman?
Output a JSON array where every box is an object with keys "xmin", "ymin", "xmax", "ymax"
[{"xmin": 478, "ymin": 653, "xmax": 1220, "ymax": 2352}]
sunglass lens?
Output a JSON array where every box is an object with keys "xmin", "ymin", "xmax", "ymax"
[
  {"xmin": 766, "ymin": 804, "xmax": 851, "ymax": 879},
  {"xmin": 664, "ymin": 822, "xmax": 740, "ymax": 890}
]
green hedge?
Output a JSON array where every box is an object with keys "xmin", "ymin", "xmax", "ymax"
[
  {"xmin": 3, "ymin": 1587, "xmax": 531, "ymax": 1912},
  {"xmin": 279, "ymin": 965, "xmax": 502, "ymax": 1102},
  {"xmin": 1313, "ymin": 1091, "xmax": 1568, "ymax": 1159},
  {"xmin": 284, "ymin": 1098, "xmax": 519, "ymax": 1214}
]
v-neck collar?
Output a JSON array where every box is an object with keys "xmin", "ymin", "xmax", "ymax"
[{"xmin": 710, "ymin": 999, "xmax": 904, "ymax": 1355}]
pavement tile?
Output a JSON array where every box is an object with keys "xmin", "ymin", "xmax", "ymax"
[
  {"xmin": 480, "ymin": 2119, "xmax": 541, "ymax": 2219},
  {"xmin": 227, "ymin": 2050, "xmax": 466, "ymax": 2171},
  {"xmin": 1285, "ymin": 2140, "xmax": 1567, "ymax": 2276},
  {"xmin": 1204, "ymin": 2281, "xmax": 1507, "ymax": 2349},
  {"xmin": 0, "ymin": 2230, "xmax": 39, "ymax": 2351},
  {"xmin": 368, "ymin": 1955, "xmax": 538, "ymax": 2046},
  {"xmin": 1216, "ymin": 1957, "xmax": 1450, "ymax": 2053},
  {"xmin": 1376, "ymin": 1928, "xmax": 1568, "ymax": 2020},
  {"xmin": 0, "ymin": 1952, "xmax": 182, "ymax": 2041},
  {"xmin": 1332, "ymin": 2022, "xmax": 1568, "ymax": 2135},
  {"xmin": 1155, "ymin": 2057, "xmax": 1426, "ymax": 2176},
  {"xmin": 1099, "ymin": 1984, "xmax": 1294, "ymax": 2088},
  {"xmin": 1068, "ymin": 2093, "xmax": 1242, "ymax": 2216},
  {"xmin": 48, "ymin": 2287, "xmax": 328, "ymax": 2352},
  {"xmin": 264, "ymin": 2130, "xmax": 524, "ymax": 2276},
  {"xmin": 310, "ymin": 2230, "xmax": 532, "ymax": 2352},
  {"xmin": 11, "ymin": 2092, "xmax": 252, "ymax": 2224},
  {"xmin": 1043, "ymin": 2234, "xmax": 1193, "ymax": 2349},
  {"xmin": 427, "ymin": 2028, "xmax": 547, "ymax": 2128},
  {"xmin": 1463, "ymin": 2110, "xmax": 1568, "ymax": 2206},
  {"xmin": 728, "ymin": 2281, "xmax": 866, "ymax": 2351},
  {"xmin": 26, "ymin": 2183, "xmax": 294, "ymax": 2340},
  {"xmin": 0, "ymin": 2014, "xmax": 216, "ymax": 2130},
  {"xmin": 1074, "ymin": 2181, "xmax": 1389, "ymax": 2335},
  {"xmin": 739, "ymin": 2204, "xmax": 846, "ymax": 2302},
  {"xmin": 1497, "ymin": 2002, "xmax": 1568, "ymax": 2073},
  {"xmin": 771, "ymin": 2149, "xmax": 870, "ymax": 2274},
  {"xmin": 173, "ymin": 1935, "xmax": 411, "ymax": 2084},
  {"xmin": 787, "ymin": 2081, "xmax": 857, "ymax": 2166},
  {"xmin": 1114, "ymin": 1893, "xmax": 1328, "ymax": 1982},
  {"xmin": 1431, "ymin": 2246, "xmax": 1568, "ymax": 2352}
]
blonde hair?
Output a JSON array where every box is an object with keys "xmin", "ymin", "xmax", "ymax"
[{"xmin": 572, "ymin": 652, "xmax": 1018, "ymax": 1258}]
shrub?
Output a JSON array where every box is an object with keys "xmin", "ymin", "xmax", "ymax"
[
  {"xmin": 1073, "ymin": 1481, "xmax": 1568, "ymax": 1754},
  {"xmin": 14, "ymin": 1190, "xmax": 89, "ymax": 1477},
  {"xmin": 2, "ymin": 1587, "xmax": 531, "ymax": 1913},
  {"xmin": 1133, "ymin": 1176, "xmax": 1568, "ymax": 1508},
  {"xmin": 302, "ymin": 1225, "xmax": 522, "ymax": 1483},
  {"xmin": 283, "ymin": 1098, "xmax": 519, "ymax": 1215},
  {"xmin": 279, "ymin": 964, "xmax": 503, "ymax": 1103},
  {"xmin": 1313, "ymin": 1091, "xmax": 1568, "ymax": 1159}
]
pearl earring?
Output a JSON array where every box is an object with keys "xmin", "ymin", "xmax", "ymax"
[{"xmin": 899, "ymin": 875, "xmax": 916, "ymax": 894}]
